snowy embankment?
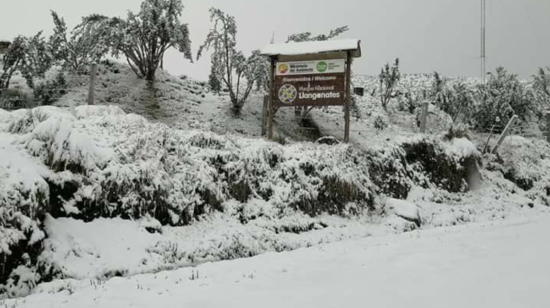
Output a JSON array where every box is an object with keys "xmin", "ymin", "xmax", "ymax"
[
  {"xmin": 1, "ymin": 105, "xmax": 549, "ymax": 299},
  {"xmin": 4, "ymin": 216, "xmax": 550, "ymax": 308}
]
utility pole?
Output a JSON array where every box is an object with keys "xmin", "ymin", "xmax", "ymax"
[{"xmin": 481, "ymin": 0, "xmax": 486, "ymax": 84}]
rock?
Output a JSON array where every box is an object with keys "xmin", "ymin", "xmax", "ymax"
[
  {"xmin": 385, "ymin": 198, "xmax": 422, "ymax": 227},
  {"xmin": 316, "ymin": 136, "xmax": 340, "ymax": 145}
]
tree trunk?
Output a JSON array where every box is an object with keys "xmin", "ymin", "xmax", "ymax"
[{"xmin": 145, "ymin": 68, "xmax": 156, "ymax": 81}]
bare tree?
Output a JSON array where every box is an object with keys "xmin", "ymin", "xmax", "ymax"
[
  {"xmin": 379, "ymin": 58, "xmax": 401, "ymax": 111},
  {"xmin": 198, "ymin": 8, "xmax": 266, "ymax": 114}
]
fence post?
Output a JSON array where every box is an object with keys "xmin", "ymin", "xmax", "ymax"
[
  {"xmin": 88, "ymin": 63, "xmax": 97, "ymax": 105},
  {"xmin": 420, "ymin": 101, "xmax": 429, "ymax": 133},
  {"xmin": 492, "ymin": 115, "xmax": 518, "ymax": 154},
  {"xmin": 261, "ymin": 95, "xmax": 269, "ymax": 137}
]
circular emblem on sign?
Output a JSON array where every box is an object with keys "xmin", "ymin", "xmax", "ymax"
[
  {"xmin": 278, "ymin": 64, "xmax": 289, "ymax": 75},
  {"xmin": 317, "ymin": 61, "xmax": 328, "ymax": 73},
  {"xmin": 278, "ymin": 84, "xmax": 297, "ymax": 105}
]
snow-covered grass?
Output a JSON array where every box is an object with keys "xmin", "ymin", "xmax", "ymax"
[
  {"xmin": 2, "ymin": 62, "xmax": 550, "ymax": 300},
  {"xmin": 4, "ymin": 216, "xmax": 550, "ymax": 308}
]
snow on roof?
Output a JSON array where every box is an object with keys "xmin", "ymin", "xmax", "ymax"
[{"xmin": 261, "ymin": 39, "xmax": 361, "ymax": 58}]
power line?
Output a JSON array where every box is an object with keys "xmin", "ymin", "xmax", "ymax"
[{"xmin": 481, "ymin": 0, "xmax": 486, "ymax": 84}]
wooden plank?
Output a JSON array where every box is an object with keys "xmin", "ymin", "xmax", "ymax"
[
  {"xmin": 277, "ymin": 52, "xmax": 348, "ymax": 62},
  {"xmin": 344, "ymin": 52, "xmax": 352, "ymax": 143},
  {"xmin": 492, "ymin": 115, "xmax": 518, "ymax": 154},
  {"xmin": 420, "ymin": 102, "xmax": 429, "ymax": 133},
  {"xmin": 267, "ymin": 58, "xmax": 275, "ymax": 140},
  {"xmin": 261, "ymin": 95, "xmax": 268, "ymax": 136}
]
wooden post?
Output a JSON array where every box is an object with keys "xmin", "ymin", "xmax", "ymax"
[
  {"xmin": 261, "ymin": 95, "xmax": 269, "ymax": 137},
  {"xmin": 344, "ymin": 52, "xmax": 352, "ymax": 143},
  {"xmin": 88, "ymin": 63, "xmax": 97, "ymax": 105},
  {"xmin": 267, "ymin": 58, "xmax": 275, "ymax": 140},
  {"xmin": 492, "ymin": 115, "xmax": 518, "ymax": 154},
  {"xmin": 420, "ymin": 101, "xmax": 429, "ymax": 133}
]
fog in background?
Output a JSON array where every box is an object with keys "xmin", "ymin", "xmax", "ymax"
[{"xmin": 1, "ymin": 0, "xmax": 549, "ymax": 80}]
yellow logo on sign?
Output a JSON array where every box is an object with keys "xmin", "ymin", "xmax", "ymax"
[{"xmin": 278, "ymin": 64, "xmax": 289, "ymax": 74}]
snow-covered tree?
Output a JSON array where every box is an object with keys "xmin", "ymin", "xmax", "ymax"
[
  {"xmin": 208, "ymin": 62, "xmax": 222, "ymax": 94},
  {"xmin": 473, "ymin": 67, "xmax": 532, "ymax": 129},
  {"xmin": 198, "ymin": 8, "xmax": 267, "ymax": 113},
  {"xmin": 110, "ymin": 0, "xmax": 192, "ymax": 81},
  {"xmin": 50, "ymin": 11, "xmax": 112, "ymax": 74},
  {"xmin": 286, "ymin": 26, "xmax": 349, "ymax": 43},
  {"xmin": 379, "ymin": 58, "xmax": 401, "ymax": 111},
  {"xmin": 7, "ymin": 32, "xmax": 53, "ymax": 90},
  {"xmin": 0, "ymin": 37, "xmax": 25, "ymax": 90},
  {"xmin": 534, "ymin": 67, "xmax": 550, "ymax": 96}
]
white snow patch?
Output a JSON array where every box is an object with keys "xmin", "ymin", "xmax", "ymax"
[
  {"xmin": 385, "ymin": 198, "xmax": 421, "ymax": 223},
  {"xmin": 10, "ymin": 216, "xmax": 550, "ymax": 308},
  {"xmin": 261, "ymin": 39, "xmax": 361, "ymax": 56},
  {"xmin": 445, "ymin": 137, "xmax": 480, "ymax": 159}
]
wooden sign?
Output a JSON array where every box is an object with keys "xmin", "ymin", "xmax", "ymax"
[
  {"xmin": 261, "ymin": 39, "xmax": 361, "ymax": 143},
  {"xmin": 273, "ymin": 59, "xmax": 346, "ymax": 107}
]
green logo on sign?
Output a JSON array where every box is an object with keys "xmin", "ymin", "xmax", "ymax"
[{"xmin": 317, "ymin": 62, "xmax": 328, "ymax": 72}]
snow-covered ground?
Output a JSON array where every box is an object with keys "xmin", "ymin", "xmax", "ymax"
[
  {"xmin": 2, "ymin": 61, "xmax": 550, "ymax": 300},
  {"xmin": 5, "ymin": 216, "xmax": 550, "ymax": 308}
]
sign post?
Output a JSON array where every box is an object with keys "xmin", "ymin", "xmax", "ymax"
[
  {"xmin": 261, "ymin": 39, "xmax": 361, "ymax": 143},
  {"xmin": 344, "ymin": 52, "xmax": 352, "ymax": 143}
]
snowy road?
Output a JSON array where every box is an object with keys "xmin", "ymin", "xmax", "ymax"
[{"xmin": 7, "ymin": 217, "xmax": 550, "ymax": 308}]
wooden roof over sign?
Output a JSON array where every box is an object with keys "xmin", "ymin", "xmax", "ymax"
[{"xmin": 261, "ymin": 39, "xmax": 362, "ymax": 58}]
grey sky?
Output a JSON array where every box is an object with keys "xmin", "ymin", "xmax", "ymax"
[{"xmin": 1, "ymin": 0, "xmax": 549, "ymax": 80}]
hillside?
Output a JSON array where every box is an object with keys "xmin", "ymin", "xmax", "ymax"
[{"xmin": 1, "ymin": 61, "xmax": 550, "ymax": 299}]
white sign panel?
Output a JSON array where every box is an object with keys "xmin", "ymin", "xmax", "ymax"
[{"xmin": 275, "ymin": 59, "xmax": 346, "ymax": 76}]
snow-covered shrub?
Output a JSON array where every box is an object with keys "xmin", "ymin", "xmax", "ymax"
[
  {"xmin": 374, "ymin": 114, "xmax": 389, "ymax": 131},
  {"xmin": 32, "ymin": 70, "xmax": 67, "ymax": 105},
  {"xmin": 429, "ymin": 73, "xmax": 475, "ymax": 123},
  {"xmin": 443, "ymin": 123, "xmax": 471, "ymax": 141},
  {"xmin": 0, "ymin": 89, "xmax": 31, "ymax": 110},
  {"xmin": 401, "ymin": 136, "xmax": 480, "ymax": 193},
  {"xmin": 473, "ymin": 67, "xmax": 532, "ymax": 130},
  {"xmin": 0, "ymin": 145, "xmax": 49, "ymax": 298},
  {"xmin": 490, "ymin": 136, "xmax": 550, "ymax": 192},
  {"xmin": 415, "ymin": 104, "xmax": 453, "ymax": 133}
]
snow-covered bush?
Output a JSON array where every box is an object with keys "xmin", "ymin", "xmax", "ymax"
[
  {"xmin": 429, "ymin": 73, "xmax": 475, "ymax": 123},
  {"xmin": 0, "ymin": 144, "xmax": 49, "ymax": 298},
  {"xmin": 473, "ymin": 67, "xmax": 532, "ymax": 130},
  {"xmin": 32, "ymin": 70, "xmax": 67, "ymax": 105},
  {"xmin": 489, "ymin": 136, "xmax": 550, "ymax": 193},
  {"xmin": 0, "ymin": 105, "xmax": 487, "ymax": 297},
  {"xmin": 0, "ymin": 89, "xmax": 31, "ymax": 110},
  {"xmin": 414, "ymin": 103, "xmax": 453, "ymax": 133}
]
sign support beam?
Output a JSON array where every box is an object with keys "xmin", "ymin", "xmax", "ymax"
[
  {"xmin": 344, "ymin": 52, "xmax": 352, "ymax": 143},
  {"xmin": 267, "ymin": 58, "xmax": 275, "ymax": 140}
]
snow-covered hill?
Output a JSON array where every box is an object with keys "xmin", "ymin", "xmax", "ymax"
[{"xmin": 2, "ymin": 62, "xmax": 550, "ymax": 299}]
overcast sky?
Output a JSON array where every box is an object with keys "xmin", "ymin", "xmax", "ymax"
[{"xmin": 1, "ymin": 0, "xmax": 549, "ymax": 80}]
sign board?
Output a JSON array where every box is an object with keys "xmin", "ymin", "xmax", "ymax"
[{"xmin": 273, "ymin": 59, "xmax": 346, "ymax": 107}]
